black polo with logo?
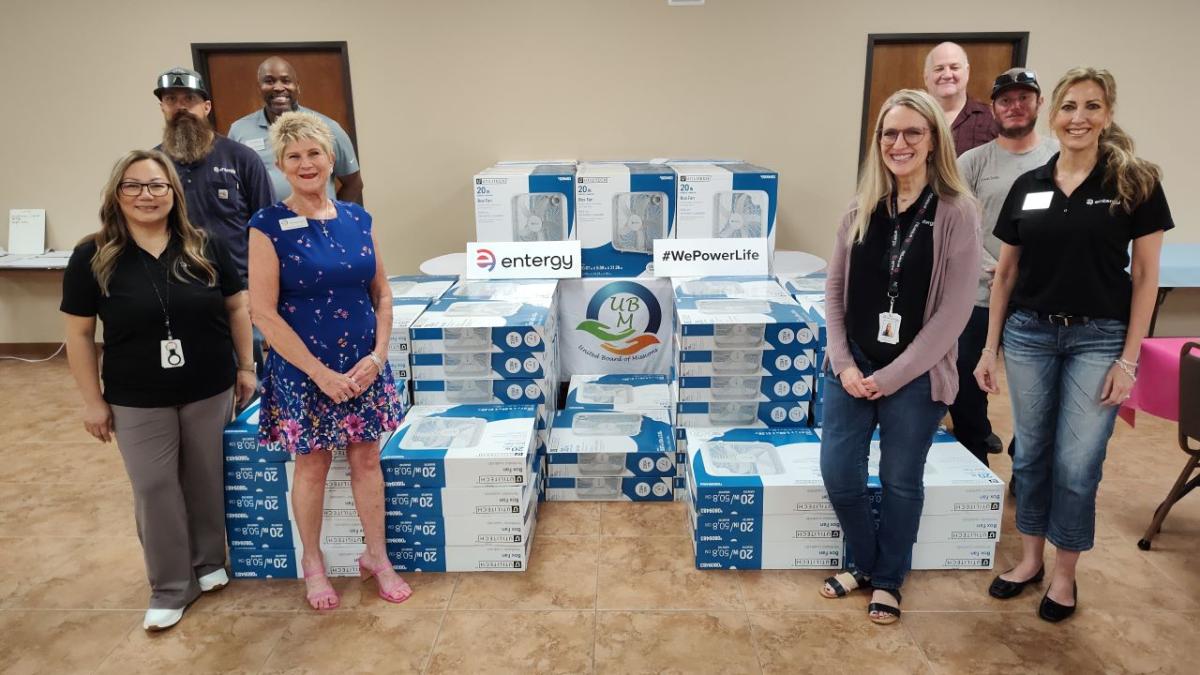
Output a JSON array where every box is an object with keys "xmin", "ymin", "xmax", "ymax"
[{"xmin": 994, "ymin": 153, "xmax": 1173, "ymax": 321}]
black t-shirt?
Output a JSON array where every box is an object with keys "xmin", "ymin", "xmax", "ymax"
[
  {"xmin": 994, "ymin": 153, "xmax": 1174, "ymax": 321},
  {"xmin": 60, "ymin": 234, "xmax": 244, "ymax": 407},
  {"xmin": 847, "ymin": 187, "xmax": 937, "ymax": 366}
]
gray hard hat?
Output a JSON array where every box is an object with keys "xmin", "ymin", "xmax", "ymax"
[{"xmin": 154, "ymin": 67, "xmax": 210, "ymax": 100}]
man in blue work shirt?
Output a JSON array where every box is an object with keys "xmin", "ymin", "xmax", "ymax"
[
  {"xmin": 228, "ymin": 56, "xmax": 364, "ymax": 204},
  {"xmin": 154, "ymin": 67, "xmax": 274, "ymax": 279}
]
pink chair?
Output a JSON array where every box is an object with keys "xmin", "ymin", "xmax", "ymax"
[{"xmin": 1138, "ymin": 342, "xmax": 1200, "ymax": 550}]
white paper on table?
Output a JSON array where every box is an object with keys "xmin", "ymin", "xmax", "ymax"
[{"xmin": 8, "ymin": 209, "xmax": 46, "ymax": 255}]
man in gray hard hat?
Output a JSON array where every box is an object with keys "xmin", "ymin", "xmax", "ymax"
[
  {"xmin": 228, "ymin": 56, "xmax": 363, "ymax": 204},
  {"xmin": 153, "ymin": 66, "xmax": 273, "ymax": 280}
]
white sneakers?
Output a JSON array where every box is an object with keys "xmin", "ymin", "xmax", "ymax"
[
  {"xmin": 198, "ymin": 568, "xmax": 229, "ymax": 593},
  {"xmin": 143, "ymin": 569, "xmax": 230, "ymax": 631},
  {"xmin": 143, "ymin": 607, "xmax": 184, "ymax": 631}
]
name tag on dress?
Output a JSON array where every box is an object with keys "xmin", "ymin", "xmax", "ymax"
[
  {"xmin": 279, "ymin": 216, "xmax": 308, "ymax": 231},
  {"xmin": 243, "ymin": 137, "xmax": 266, "ymax": 151},
  {"xmin": 1022, "ymin": 191, "xmax": 1053, "ymax": 210}
]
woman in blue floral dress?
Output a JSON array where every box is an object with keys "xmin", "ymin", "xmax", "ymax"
[{"xmin": 248, "ymin": 112, "xmax": 409, "ymax": 609}]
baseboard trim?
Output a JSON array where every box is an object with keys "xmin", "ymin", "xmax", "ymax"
[{"xmin": 0, "ymin": 342, "xmax": 69, "ymax": 360}]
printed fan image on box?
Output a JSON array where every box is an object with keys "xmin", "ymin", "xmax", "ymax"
[
  {"xmin": 703, "ymin": 442, "xmax": 786, "ymax": 476},
  {"xmin": 398, "ymin": 417, "xmax": 487, "ymax": 450},
  {"xmin": 444, "ymin": 301, "xmax": 522, "ymax": 318},
  {"xmin": 513, "ymin": 193, "xmax": 567, "ymax": 241},
  {"xmin": 712, "ymin": 350, "xmax": 766, "ymax": 375},
  {"xmin": 575, "ymin": 383, "xmax": 634, "ymax": 405},
  {"xmin": 714, "ymin": 190, "xmax": 767, "ymax": 238},
  {"xmin": 571, "ymin": 412, "xmax": 644, "ymax": 436},
  {"xmin": 612, "ymin": 192, "xmax": 666, "ymax": 253},
  {"xmin": 697, "ymin": 401, "xmax": 760, "ymax": 426}
]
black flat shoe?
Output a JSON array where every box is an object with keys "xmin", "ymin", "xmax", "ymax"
[
  {"xmin": 1038, "ymin": 582, "xmax": 1078, "ymax": 623},
  {"xmin": 989, "ymin": 565, "xmax": 1045, "ymax": 599}
]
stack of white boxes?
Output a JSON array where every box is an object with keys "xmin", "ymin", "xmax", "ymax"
[
  {"xmin": 380, "ymin": 404, "xmax": 541, "ymax": 572},
  {"xmin": 223, "ymin": 400, "xmax": 365, "ymax": 578},
  {"xmin": 575, "ymin": 161, "xmax": 676, "ymax": 277},
  {"xmin": 408, "ymin": 281, "xmax": 561, "ymax": 448},
  {"xmin": 672, "ymin": 278, "xmax": 821, "ymax": 499},
  {"xmin": 777, "ymin": 273, "xmax": 827, "ymax": 427},
  {"xmin": 685, "ymin": 427, "xmax": 844, "ymax": 569},
  {"xmin": 474, "ymin": 162, "xmax": 576, "ymax": 243},
  {"xmin": 544, "ymin": 374, "xmax": 676, "ymax": 501},
  {"xmin": 387, "ymin": 274, "xmax": 456, "ymax": 408}
]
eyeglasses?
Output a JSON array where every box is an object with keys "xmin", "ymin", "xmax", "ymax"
[
  {"xmin": 880, "ymin": 127, "xmax": 929, "ymax": 146},
  {"xmin": 118, "ymin": 181, "xmax": 172, "ymax": 197},
  {"xmin": 996, "ymin": 70, "xmax": 1038, "ymax": 87}
]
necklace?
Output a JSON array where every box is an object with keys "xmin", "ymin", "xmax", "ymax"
[{"xmin": 285, "ymin": 199, "xmax": 336, "ymax": 236}]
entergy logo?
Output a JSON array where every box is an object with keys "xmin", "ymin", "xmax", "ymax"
[
  {"xmin": 575, "ymin": 281, "xmax": 662, "ymax": 357},
  {"xmin": 476, "ymin": 248, "xmax": 497, "ymax": 272}
]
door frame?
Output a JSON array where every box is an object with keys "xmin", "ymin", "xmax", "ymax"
[
  {"xmin": 858, "ymin": 32, "xmax": 1029, "ymax": 165},
  {"xmin": 190, "ymin": 41, "xmax": 358, "ymax": 148}
]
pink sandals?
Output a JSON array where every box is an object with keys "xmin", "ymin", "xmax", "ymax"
[
  {"xmin": 302, "ymin": 562, "xmax": 340, "ymax": 611},
  {"xmin": 358, "ymin": 554, "xmax": 413, "ymax": 604}
]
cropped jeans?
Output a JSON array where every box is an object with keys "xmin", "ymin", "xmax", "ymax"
[
  {"xmin": 820, "ymin": 342, "xmax": 947, "ymax": 591},
  {"xmin": 1002, "ymin": 308, "xmax": 1126, "ymax": 552}
]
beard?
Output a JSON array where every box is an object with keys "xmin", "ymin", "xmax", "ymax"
[
  {"xmin": 998, "ymin": 119, "xmax": 1037, "ymax": 140},
  {"xmin": 161, "ymin": 111, "xmax": 214, "ymax": 163}
]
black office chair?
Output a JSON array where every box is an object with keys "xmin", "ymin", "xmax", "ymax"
[{"xmin": 1138, "ymin": 342, "xmax": 1200, "ymax": 550}]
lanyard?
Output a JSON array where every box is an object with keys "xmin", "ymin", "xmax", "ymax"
[
  {"xmin": 886, "ymin": 189, "xmax": 934, "ymax": 311},
  {"xmin": 138, "ymin": 249, "xmax": 174, "ymax": 341}
]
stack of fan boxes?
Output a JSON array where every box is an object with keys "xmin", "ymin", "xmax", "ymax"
[
  {"xmin": 224, "ymin": 400, "xmax": 365, "ymax": 578},
  {"xmin": 380, "ymin": 404, "xmax": 541, "ymax": 572},
  {"xmin": 671, "ymin": 277, "xmax": 821, "ymax": 498},
  {"xmin": 685, "ymin": 427, "xmax": 843, "ymax": 569},
  {"xmin": 387, "ymin": 274, "xmax": 456, "ymax": 407},
  {"xmin": 778, "ymin": 273, "xmax": 827, "ymax": 427},
  {"xmin": 545, "ymin": 374, "xmax": 675, "ymax": 501}
]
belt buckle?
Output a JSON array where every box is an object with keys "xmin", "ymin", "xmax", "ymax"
[{"xmin": 1049, "ymin": 313, "xmax": 1072, "ymax": 327}]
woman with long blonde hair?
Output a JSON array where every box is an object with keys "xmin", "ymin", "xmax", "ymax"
[
  {"xmin": 819, "ymin": 89, "xmax": 980, "ymax": 624},
  {"xmin": 975, "ymin": 68, "xmax": 1173, "ymax": 622},
  {"xmin": 61, "ymin": 149, "xmax": 256, "ymax": 631}
]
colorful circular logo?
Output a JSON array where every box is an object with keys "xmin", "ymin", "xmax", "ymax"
[
  {"xmin": 475, "ymin": 248, "xmax": 496, "ymax": 272},
  {"xmin": 575, "ymin": 281, "xmax": 662, "ymax": 356}
]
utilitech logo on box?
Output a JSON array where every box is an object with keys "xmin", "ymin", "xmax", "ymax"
[{"xmin": 466, "ymin": 241, "xmax": 581, "ymax": 280}]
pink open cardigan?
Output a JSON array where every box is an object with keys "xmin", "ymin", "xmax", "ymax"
[{"xmin": 824, "ymin": 193, "xmax": 981, "ymax": 405}]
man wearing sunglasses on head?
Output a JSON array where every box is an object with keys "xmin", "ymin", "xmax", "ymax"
[{"xmin": 951, "ymin": 69, "xmax": 1058, "ymax": 467}]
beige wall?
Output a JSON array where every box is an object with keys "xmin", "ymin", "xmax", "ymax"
[{"xmin": 1, "ymin": 0, "xmax": 1196, "ymax": 343}]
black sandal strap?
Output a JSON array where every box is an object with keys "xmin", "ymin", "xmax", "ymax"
[
  {"xmin": 868, "ymin": 602, "xmax": 902, "ymax": 618},
  {"xmin": 824, "ymin": 576, "xmax": 848, "ymax": 597}
]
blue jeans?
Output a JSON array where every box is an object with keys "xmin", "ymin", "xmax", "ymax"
[
  {"xmin": 949, "ymin": 306, "xmax": 994, "ymax": 465},
  {"xmin": 820, "ymin": 342, "xmax": 947, "ymax": 590},
  {"xmin": 1003, "ymin": 308, "xmax": 1125, "ymax": 552}
]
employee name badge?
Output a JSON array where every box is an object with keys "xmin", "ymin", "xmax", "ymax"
[
  {"xmin": 877, "ymin": 312, "xmax": 900, "ymax": 344},
  {"xmin": 279, "ymin": 216, "xmax": 308, "ymax": 231},
  {"xmin": 160, "ymin": 339, "xmax": 185, "ymax": 369},
  {"xmin": 243, "ymin": 137, "xmax": 266, "ymax": 152},
  {"xmin": 1022, "ymin": 191, "xmax": 1053, "ymax": 210}
]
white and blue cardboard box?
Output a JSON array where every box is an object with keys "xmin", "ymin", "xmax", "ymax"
[
  {"xmin": 230, "ymin": 544, "xmax": 365, "ymax": 579},
  {"xmin": 383, "ymin": 460, "xmax": 538, "ymax": 520},
  {"xmin": 676, "ymin": 348, "xmax": 817, "ymax": 378},
  {"xmin": 224, "ymin": 460, "xmax": 352, "ymax": 498},
  {"xmin": 546, "ymin": 408, "xmax": 675, "ymax": 478},
  {"xmin": 576, "ymin": 162, "xmax": 676, "ymax": 277},
  {"xmin": 776, "ymin": 273, "xmax": 826, "ymax": 296},
  {"xmin": 385, "ymin": 464, "xmax": 540, "ymax": 547},
  {"xmin": 387, "ymin": 519, "xmax": 537, "ymax": 573},
  {"xmin": 443, "ymin": 279, "xmax": 560, "ymax": 304},
  {"xmin": 688, "ymin": 499, "xmax": 843, "ymax": 570},
  {"xmin": 226, "ymin": 516, "xmax": 365, "ymax": 550},
  {"xmin": 380, "ymin": 405, "xmax": 537, "ymax": 489},
  {"xmin": 672, "ymin": 276, "xmax": 791, "ymax": 302},
  {"xmin": 410, "ymin": 297, "xmax": 554, "ymax": 355},
  {"xmin": 565, "ymin": 374, "xmax": 672, "ymax": 410},
  {"xmin": 387, "ymin": 298, "xmax": 432, "ymax": 365},
  {"xmin": 388, "ymin": 275, "xmax": 457, "ymax": 301},
  {"xmin": 474, "ymin": 163, "xmax": 576, "ymax": 243},
  {"xmin": 412, "ymin": 351, "xmax": 554, "ymax": 381},
  {"xmin": 411, "ymin": 377, "xmax": 555, "ymax": 407},
  {"xmin": 675, "ymin": 297, "xmax": 818, "ymax": 352},
  {"xmin": 676, "ymin": 374, "xmax": 814, "ymax": 402},
  {"xmin": 544, "ymin": 475, "xmax": 674, "ymax": 501},
  {"xmin": 670, "ymin": 162, "xmax": 778, "ymax": 252},
  {"xmin": 676, "ymin": 400, "xmax": 809, "ymax": 428},
  {"xmin": 685, "ymin": 427, "xmax": 833, "ymax": 516}
]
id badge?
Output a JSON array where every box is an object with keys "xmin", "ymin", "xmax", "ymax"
[
  {"xmin": 877, "ymin": 313, "xmax": 901, "ymax": 344},
  {"xmin": 160, "ymin": 339, "xmax": 185, "ymax": 369}
]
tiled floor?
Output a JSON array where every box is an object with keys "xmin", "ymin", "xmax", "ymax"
[{"xmin": 1, "ymin": 357, "xmax": 1197, "ymax": 674}]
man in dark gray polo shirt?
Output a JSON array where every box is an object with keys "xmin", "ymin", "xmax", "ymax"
[
  {"xmin": 153, "ymin": 67, "xmax": 274, "ymax": 280},
  {"xmin": 952, "ymin": 68, "xmax": 1058, "ymax": 467},
  {"xmin": 228, "ymin": 56, "xmax": 363, "ymax": 204}
]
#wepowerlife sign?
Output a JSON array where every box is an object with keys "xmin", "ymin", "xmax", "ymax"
[
  {"xmin": 652, "ymin": 237, "xmax": 769, "ymax": 277},
  {"xmin": 466, "ymin": 241, "xmax": 582, "ymax": 280}
]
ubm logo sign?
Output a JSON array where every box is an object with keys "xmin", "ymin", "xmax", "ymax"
[{"xmin": 466, "ymin": 241, "xmax": 582, "ymax": 280}]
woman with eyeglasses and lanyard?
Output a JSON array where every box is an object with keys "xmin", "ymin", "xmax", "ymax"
[
  {"xmin": 975, "ymin": 67, "xmax": 1172, "ymax": 622},
  {"xmin": 819, "ymin": 89, "xmax": 980, "ymax": 624},
  {"xmin": 61, "ymin": 149, "xmax": 256, "ymax": 631}
]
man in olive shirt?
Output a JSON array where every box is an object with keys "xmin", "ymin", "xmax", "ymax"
[
  {"xmin": 228, "ymin": 56, "xmax": 363, "ymax": 204},
  {"xmin": 953, "ymin": 68, "xmax": 1058, "ymax": 466},
  {"xmin": 924, "ymin": 42, "xmax": 998, "ymax": 155}
]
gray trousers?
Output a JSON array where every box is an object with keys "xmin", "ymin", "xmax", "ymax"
[{"xmin": 111, "ymin": 387, "xmax": 233, "ymax": 609}]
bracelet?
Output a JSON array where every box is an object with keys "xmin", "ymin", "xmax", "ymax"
[
  {"xmin": 981, "ymin": 347, "xmax": 997, "ymax": 357},
  {"xmin": 1113, "ymin": 358, "xmax": 1137, "ymax": 382},
  {"xmin": 367, "ymin": 352, "xmax": 385, "ymax": 373},
  {"xmin": 237, "ymin": 364, "xmax": 256, "ymax": 373}
]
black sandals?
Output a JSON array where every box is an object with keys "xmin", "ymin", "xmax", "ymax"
[
  {"xmin": 820, "ymin": 570, "xmax": 871, "ymax": 599},
  {"xmin": 868, "ymin": 588, "xmax": 902, "ymax": 625}
]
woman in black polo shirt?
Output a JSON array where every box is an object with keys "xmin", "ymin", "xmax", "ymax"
[
  {"xmin": 61, "ymin": 149, "xmax": 256, "ymax": 632},
  {"xmin": 975, "ymin": 68, "xmax": 1173, "ymax": 622}
]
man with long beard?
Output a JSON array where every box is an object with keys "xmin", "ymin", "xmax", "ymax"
[
  {"xmin": 953, "ymin": 68, "xmax": 1058, "ymax": 468},
  {"xmin": 154, "ymin": 67, "xmax": 273, "ymax": 280},
  {"xmin": 229, "ymin": 56, "xmax": 363, "ymax": 204}
]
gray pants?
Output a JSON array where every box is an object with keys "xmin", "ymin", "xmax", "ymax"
[{"xmin": 111, "ymin": 387, "xmax": 233, "ymax": 609}]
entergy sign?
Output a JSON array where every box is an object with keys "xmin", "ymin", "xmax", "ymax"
[{"xmin": 466, "ymin": 241, "xmax": 582, "ymax": 279}]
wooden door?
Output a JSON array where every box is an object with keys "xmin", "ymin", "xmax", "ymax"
[
  {"xmin": 192, "ymin": 42, "xmax": 357, "ymax": 148},
  {"xmin": 859, "ymin": 33, "xmax": 1028, "ymax": 162}
]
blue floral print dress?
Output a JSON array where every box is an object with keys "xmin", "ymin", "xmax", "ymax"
[{"xmin": 250, "ymin": 201, "xmax": 403, "ymax": 454}]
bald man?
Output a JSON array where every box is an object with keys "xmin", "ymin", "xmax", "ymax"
[
  {"xmin": 228, "ymin": 56, "xmax": 364, "ymax": 203},
  {"xmin": 923, "ymin": 42, "xmax": 997, "ymax": 155}
]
